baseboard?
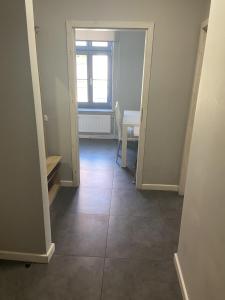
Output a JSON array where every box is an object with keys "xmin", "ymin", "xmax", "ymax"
[
  {"xmin": 60, "ymin": 180, "xmax": 74, "ymax": 187},
  {"xmin": 174, "ymin": 253, "xmax": 189, "ymax": 300},
  {"xmin": 141, "ymin": 183, "xmax": 179, "ymax": 192},
  {"xmin": 0, "ymin": 242, "xmax": 55, "ymax": 264},
  {"xmin": 79, "ymin": 134, "xmax": 116, "ymax": 139}
]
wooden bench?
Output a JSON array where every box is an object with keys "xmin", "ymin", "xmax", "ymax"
[{"xmin": 46, "ymin": 155, "xmax": 62, "ymax": 205}]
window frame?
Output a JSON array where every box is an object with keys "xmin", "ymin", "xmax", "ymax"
[{"xmin": 75, "ymin": 41, "xmax": 113, "ymax": 109}]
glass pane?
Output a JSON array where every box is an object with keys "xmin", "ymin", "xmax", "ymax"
[
  {"xmin": 93, "ymin": 80, "xmax": 107, "ymax": 103},
  {"xmin": 77, "ymin": 79, "xmax": 88, "ymax": 103},
  {"xmin": 92, "ymin": 41, "xmax": 108, "ymax": 47},
  {"xmin": 76, "ymin": 41, "xmax": 87, "ymax": 46},
  {"xmin": 76, "ymin": 55, "xmax": 87, "ymax": 79},
  {"xmin": 92, "ymin": 55, "xmax": 108, "ymax": 80}
]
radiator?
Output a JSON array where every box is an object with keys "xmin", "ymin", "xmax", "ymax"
[{"xmin": 78, "ymin": 114, "xmax": 111, "ymax": 133}]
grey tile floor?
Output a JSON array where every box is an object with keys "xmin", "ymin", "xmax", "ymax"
[{"xmin": 0, "ymin": 139, "xmax": 183, "ymax": 300}]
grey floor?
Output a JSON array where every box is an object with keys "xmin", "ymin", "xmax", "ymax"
[{"xmin": 0, "ymin": 139, "xmax": 183, "ymax": 300}]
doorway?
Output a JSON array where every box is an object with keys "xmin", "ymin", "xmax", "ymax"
[
  {"xmin": 66, "ymin": 21, "xmax": 154, "ymax": 189},
  {"xmin": 179, "ymin": 19, "xmax": 208, "ymax": 195}
]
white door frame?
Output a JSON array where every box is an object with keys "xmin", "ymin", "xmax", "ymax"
[
  {"xmin": 66, "ymin": 21, "xmax": 155, "ymax": 188},
  {"xmin": 179, "ymin": 19, "xmax": 208, "ymax": 195}
]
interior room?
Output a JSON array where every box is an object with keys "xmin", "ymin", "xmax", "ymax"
[
  {"xmin": 2, "ymin": 0, "xmax": 225, "ymax": 300},
  {"xmin": 75, "ymin": 28, "xmax": 145, "ymax": 183}
]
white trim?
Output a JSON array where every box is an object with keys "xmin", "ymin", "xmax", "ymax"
[
  {"xmin": 79, "ymin": 134, "xmax": 116, "ymax": 139},
  {"xmin": 0, "ymin": 243, "xmax": 55, "ymax": 264},
  {"xmin": 66, "ymin": 21, "xmax": 154, "ymax": 190},
  {"xmin": 76, "ymin": 29, "xmax": 116, "ymax": 41},
  {"xmin": 60, "ymin": 180, "xmax": 74, "ymax": 187},
  {"xmin": 141, "ymin": 184, "xmax": 179, "ymax": 192},
  {"xmin": 136, "ymin": 24, "xmax": 155, "ymax": 189},
  {"xmin": 25, "ymin": 0, "xmax": 52, "ymax": 250},
  {"xmin": 66, "ymin": 22, "xmax": 80, "ymax": 187},
  {"xmin": 179, "ymin": 19, "xmax": 208, "ymax": 196},
  {"xmin": 174, "ymin": 253, "xmax": 190, "ymax": 300},
  {"xmin": 67, "ymin": 20, "xmax": 154, "ymax": 30}
]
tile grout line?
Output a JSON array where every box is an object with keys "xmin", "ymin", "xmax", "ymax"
[
  {"xmin": 99, "ymin": 146, "xmax": 117, "ymax": 299},
  {"xmin": 99, "ymin": 259, "xmax": 106, "ymax": 299},
  {"xmin": 99, "ymin": 165, "xmax": 115, "ymax": 300}
]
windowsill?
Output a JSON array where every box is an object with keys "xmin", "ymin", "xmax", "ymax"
[{"xmin": 78, "ymin": 108, "xmax": 113, "ymax": 114}]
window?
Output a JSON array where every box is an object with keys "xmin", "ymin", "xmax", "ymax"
[{"xmin": 75, "ymin": 41, "xmax": 112, "ymax": 109}]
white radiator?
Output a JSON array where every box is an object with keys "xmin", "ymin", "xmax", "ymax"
[{"xmin": 78, "ymin": 114, "xmax": 111, "ymax": 133}]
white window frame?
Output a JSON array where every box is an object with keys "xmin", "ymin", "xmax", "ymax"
[{"xmin": 76, "ymin": 40, "xmax": 113, "ymax": 109}]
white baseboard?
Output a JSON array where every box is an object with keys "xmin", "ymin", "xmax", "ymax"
[
  {"xmin": 174, "ymin": 253, "xmax": 189, "ymax": 300},
  {"xmin": 0, "ymin": 242, "xmax": 55, "ymax": 264},
  {"xmin": 60, "ymin": 180, "xmax": 74, "ymax": 187},
  {"xmin": 79, "ymin": 134, "xmax": 116, "ymax": 139},
  {"xmin": 141, "ymin": 183, "xmax": 179, "ymax": 192}
]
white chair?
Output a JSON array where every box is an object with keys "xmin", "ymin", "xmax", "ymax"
[{"xmin": 114, "ymin": 101, "xmax": 139, "ymax": 164}]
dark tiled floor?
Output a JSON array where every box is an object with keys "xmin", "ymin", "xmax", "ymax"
[
  {"xmin": 102, "ymin": 258, "xmax": 181, "ymax": 300},
  {"xmin": 0, "ymin": 256, "xmax": 104, "ymax": 300},
  {"xmin": 0, "ymin": 139, "xmax": 183, "ymax": 300}
]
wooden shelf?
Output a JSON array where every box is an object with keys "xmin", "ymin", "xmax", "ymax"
[
  {"xmin": 47, "ymin": 156, "xmax": 62, "ymax": 177},
  {"xmin": 46, "ymin": 155, "xmax": 62, "ymax": 205}
]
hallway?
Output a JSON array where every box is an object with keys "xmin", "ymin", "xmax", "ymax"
[{"xmin": 0, "ymin": 139, "xmax": 183, "ymax": 300}]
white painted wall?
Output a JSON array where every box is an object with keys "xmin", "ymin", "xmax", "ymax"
[
  {"xmin": 76, "ymin": 29, "xmax": 116, "ymax": 41},
  {"xmin": 0, "ymin": 0, "xmax": 52, "ymax": 258},
  {"xmin": 34, "ymin": 0, "xmax": 210, "ymax": 184},
  {"xmin": 177, "ymin": 0, "xmax": 225, "ymax": 298},
  {"xmin": 113, "ymin": 30, "xmax": 145, "ymax": 114}
]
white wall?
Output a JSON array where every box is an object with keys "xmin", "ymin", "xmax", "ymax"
[
  {"xmin": 76, "ymin": 29, "xmax": 116, "ymax": 41},
  {"xmin": 113, "ymin": 30, "xmax": 145, "ymax": 114},
  {"xmin": 0, "ymin": 0, "xmax": 51, "ymax": 257},
  {"xmin": 177, "ymin": 0, "xmax": 225, "ymax": 298},
  {"xmin": 34, "ymin": 0, "xmax": 210, "ymax": 184}
]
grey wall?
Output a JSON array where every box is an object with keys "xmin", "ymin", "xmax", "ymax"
[
  {"xmin": 113, "ymin": 30, "xmax": 145, "ymax": 114},
  {"xmin": 177, "ymin": 0, "xmax": 225, "ymax": 298},
  {"xmin": 34, "ymin": 0, "xmax": 210, "ymax": 184},
  {"xmin": 0, "ymin": 0, "xmax": 50, "ymax": 254},
  {"xmin": 202, "ymin": 0, "xmax": 211, "ymax": 19}
]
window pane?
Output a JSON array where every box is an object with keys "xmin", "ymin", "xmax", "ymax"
[
  {"xmin": 76, "ymin": 55, "xmax": 87, "ymax": 79},
  {"xmin": 92, "ymin": 41, "xmax": 108, "ymax": 47},
  {"xmin": 93, "ymin": 80, "xmax": 107, "ymax": 103},
  {"xmin": 77, "ymin": 79, "xmax": 88, "ymax": 103},
  {"xmin": 92, "ymin": 55, "xmax": 108, "ymax": 80},
  {"xmin": 76, "ymin": 41, "xmax": 87, "ymax": 47}
]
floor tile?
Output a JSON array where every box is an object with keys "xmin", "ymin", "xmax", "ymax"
[
  {"xmin": 17, "ymin": 256, "xmax": 103, "ymax": 300},
  {"xmin": 73, "ymin": 187, "xmax": 112, "ymax": 215},
  {"xmin": 52, "ymin": 213, "xmax": 108, "ymax": 257},
  {"xmin": 106, "ymin": 215, "xmax": 175, "ymax": 260},
  {"xmin": 0, "ymin": 260, "xmax": 23, "ymax": 300},
  {"xmin": 50, "ymin": 187, "xmax": 77, "ymax": 218},
  {"xmin": 112, "ymin": 168, "xmax": 136, "ymax": 190},
  {"xmin": 101, "ymin": 258, "xmax": 182, "ymax": 300},
  {"xmin": 110, "ymin": 189, "xmax": 161, "ymax": 217},
  {"xmin": 80, "ymin": 170, "xmax": 113, "ymax": 189},
  {"xmin": 79, "ymin": 139, "xmax": 116, "ymax": 171},
  {"xmin": 162, "ymin": 217, "xmax": 181, "ymax": 245},
  {"xmin": 79, "ymin": 139, "xmax": 117, "ymax": 152},
  {"xmin": 156, "ymin": 191, "xmax": 183, "ymax": 220},
  {"xmin": 52, "ymin": 187, "xmax": 111, "ymax": 215},
  {"xmin": 80, "ymin": 152, "xmax": 115, "ymax": 171}
]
